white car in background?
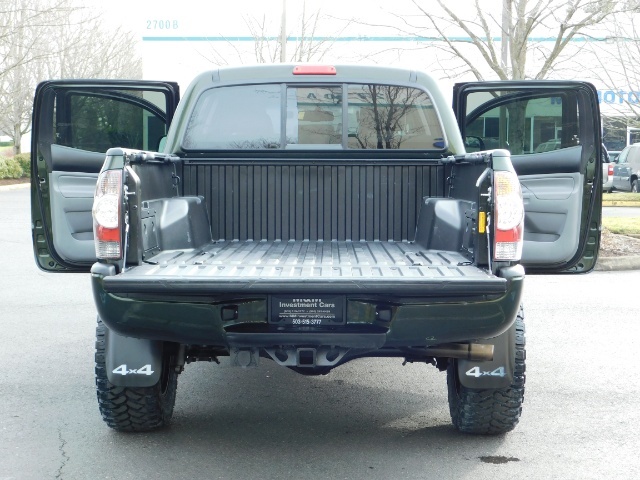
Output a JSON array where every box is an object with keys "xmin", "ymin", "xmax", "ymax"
[
  {"xmin": 612, "ymin": 144, "xmax": 640, "ymax": 192},
  {"xmin": 603, "ymin": 147, "xmax": 614, "ymax": 192}
]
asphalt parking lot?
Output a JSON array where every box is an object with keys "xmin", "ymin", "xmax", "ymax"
[{"xmin": 1, "ymin": 185, "xmax": 639, "ymax": 480}]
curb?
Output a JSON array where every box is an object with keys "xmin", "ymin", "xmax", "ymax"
[
  {"xmin": 0, "ymin": 182, "xmax": 29, "ymax": 191},
  {"xmin": 594, "ymin": 256, "xmax": 640, "ymax": 271},
  {"xmin": 602, "ymin": 202, "xmax": 640, "ymax": 207}
]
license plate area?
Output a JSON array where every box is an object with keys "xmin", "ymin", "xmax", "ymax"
[{"xmin": 269, "ymin": 296, "xmax": 346, "ymax": 326}]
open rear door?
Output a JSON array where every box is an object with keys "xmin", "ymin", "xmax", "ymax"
[
  {"xmin": 453, "ymin": 81, "xmax": 602, "ymax": 273},
  {"xmin": 31, "ymin": 80, "xmax": 180, "ymax": 272}
]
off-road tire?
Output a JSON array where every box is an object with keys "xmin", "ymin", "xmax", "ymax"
[
  {"xmin": 94, "ymin": 318, "xmax": 178, "ymax": 432},
  {"xmin": 447, "ymin": 305, "xmax": 526, "ymax": 435}
]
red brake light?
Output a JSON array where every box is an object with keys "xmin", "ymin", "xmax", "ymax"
[
  {"xmin": 493, "ymin": 170, "xmax": 524, "ymax": 261},
  {"xmin": 93, "ymin": 169, "xmax": 123, "ymax": 259},
  {"xmin": 293, "ymin": 65, "xmax": 337, "ymax": 75},
  {"xmin": 608, "ymin": 164, "xmax": 614, "ymax": 175},
  {"xmin": 96, "ymin": 225, "xmax": 121, "ymax": 242}
]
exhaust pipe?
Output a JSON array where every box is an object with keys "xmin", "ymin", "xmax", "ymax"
[{"xmin": 422, "ymin": 343, "xmax": 494, "ymax": 361}]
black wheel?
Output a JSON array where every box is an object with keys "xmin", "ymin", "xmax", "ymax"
[
  {"xmin": 94, "ymin": 318, "xmax": 178, "ymax": 432},
  {"xmin": 632, "ymin": 179, "xmax": 639, "ymax": 193},
  {"xmin": 447, "ymin": 305, "xmax": 526, "ymax": 435}
]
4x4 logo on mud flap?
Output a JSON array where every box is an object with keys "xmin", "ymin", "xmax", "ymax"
[
  {"xmin": 112, "ymin": 364, "xmax": 154, "ymax": 376},
  {"xmin": 465, "ymin": 366, "xmax": 506, "ymax": 377}
]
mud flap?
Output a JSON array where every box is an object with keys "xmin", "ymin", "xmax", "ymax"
[
  {"xmin": 105, "ymin": 328, "xmax": 163, "ymax": 387},
  {"xmin": 457, "ymin": 321, "xmax": 515, "ymax": 389}
]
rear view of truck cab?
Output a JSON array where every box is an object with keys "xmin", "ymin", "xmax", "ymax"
[{"xmin": 31, "ymin": 65, "xmax": 601, "ymax": 434}]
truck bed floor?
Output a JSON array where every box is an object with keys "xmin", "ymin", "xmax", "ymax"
[{"xmin": 103, "ymin": 240, "xmax": 506, "ymax": 296}]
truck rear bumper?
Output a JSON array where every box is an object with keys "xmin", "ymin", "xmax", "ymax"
[{"xmin": 91, "ymin": 263, "xmax": 524, "ymax": 350}]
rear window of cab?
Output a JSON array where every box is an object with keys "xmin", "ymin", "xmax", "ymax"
[{"xmin": 182, "ymin": 83, "xmax": 447, "ymax": 151}]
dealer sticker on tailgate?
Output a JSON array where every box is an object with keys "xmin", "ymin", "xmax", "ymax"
[{"xmin": 269, "ymin": 296, "xmax": 345, "ymax": 326}]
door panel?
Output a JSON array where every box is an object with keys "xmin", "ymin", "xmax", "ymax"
[
  {"xmin": 47, "ymin": 145, "xmax": 105, "ymax": 262},
  {"xmin": 453, "ymin": 81, "xmax": 602, "ymax": 273},
  {"xmin": 50, "ymin": 171, "xmax": 99, "ymax": 262},
  {"xmin": 49, "ymin": 143, "xmax": 106, "ymax": 172},
  {"xmin": 31, "ymin": 80, "xmax": 180, "ymax": 272},
  {"xmin": 520, "ymin": 172, "xmax": 582, "ymax": 263}
]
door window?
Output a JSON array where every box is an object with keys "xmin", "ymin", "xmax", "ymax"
[
  {"xmin": 617, "ymin": 147, "xmax": 630, "ymax": 163},
  {"xmin": 463, "ymin": 91, "xmax": 579, "ymax": 155},
  {"xmin": 626, "ymin": 146, "xmax": 640, "ymax": 164},
  {"xmin": 54, "ymin": 90, "xmax": 170, "ymax": 153}
]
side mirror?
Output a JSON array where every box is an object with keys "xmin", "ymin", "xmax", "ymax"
[{"xmin": 464, "ymin": 135, "xmax": 485, "ymax": 152}]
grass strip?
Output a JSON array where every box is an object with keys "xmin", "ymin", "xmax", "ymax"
[{"xmin": 602, "ymin": 217, "xmax": 640, "ymax": 235}]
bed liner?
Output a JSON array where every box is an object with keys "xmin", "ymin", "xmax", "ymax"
[{"xmin": 103, "ymin": 239, "xmax": 505, "ymax": 296}]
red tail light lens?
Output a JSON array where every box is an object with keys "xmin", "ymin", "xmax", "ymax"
[
  {"xmin": 608, "ymin": 164, "xmax": 614, "ymax": 176},
  {"xmin": 493, "ymin": 171, "xmax": 524, "ymax": 261},
  {"xmin": 93, "ymin": 169, "xmax": 123, "ymax": 259}
]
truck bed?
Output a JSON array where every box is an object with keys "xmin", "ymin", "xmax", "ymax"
[{"xmin": 102, "ymin": 240, "xmax": 506, "ymax": 296}]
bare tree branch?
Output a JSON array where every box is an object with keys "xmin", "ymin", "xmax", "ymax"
[
  {"xmin": 0, "ymin": 0, "xmax": 141, "ymax": 153},
  {"xmin": 199, "ymin": 1, "xmax": 351, "ymax": 65},
  {"xmin": 349, "ymin": 0, "xmax": 637, "ymax": 81}
]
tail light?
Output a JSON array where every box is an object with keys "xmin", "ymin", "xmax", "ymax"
[
  {"xmin": 493, "ymin": 170, "xmax": 524, "ymax": 261},
  {"xmin": 93, "ymin": 169, "xmax": 123, "ymax": 259},
  {"xmin": 608, "ymin": 164, "xmax": 614, "ymax": 176}
]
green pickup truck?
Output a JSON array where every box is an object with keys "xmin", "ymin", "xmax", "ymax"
[{"xmin": 30, "ymin": 64, "xmax": 602, "ymax": 434}]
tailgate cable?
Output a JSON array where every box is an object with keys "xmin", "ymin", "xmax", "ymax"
[
  {"xmin": 121, "ymin": 180, "xmax": 134, "ymax": 271},
  {"xmin": 122, "ymin": 212, "xmax": 130, "ymax": 271}
]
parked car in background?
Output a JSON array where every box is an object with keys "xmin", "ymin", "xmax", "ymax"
[
  {"xmin": 603, "ymin": 146, "xmax": 614, "ymax": 192},
  {"xmin": 535, "ymin": 139, "xmax": 561, "ymax": 153},
  {"xmin": 612, "ymin": 144, "xmax": 640, "ymax": 192}
]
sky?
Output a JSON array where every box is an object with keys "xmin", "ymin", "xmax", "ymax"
[
  {"xmin": 104, "ymin": 0, "xmax": 408, "ymax": 36},
  {"xmin": 98, "ymin": 0, "xmax": 466, "ymax": 88},
  {"xmin": 92, "ymin": 0, "xmax": 637, "ymax": 117},
  {"xmin": 93, "ymin": 0, "xmax": 528, "ymax": 81},
  {"xmin": 99, "ymin": 0, "xmax": 610, "ymax": 41}
]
